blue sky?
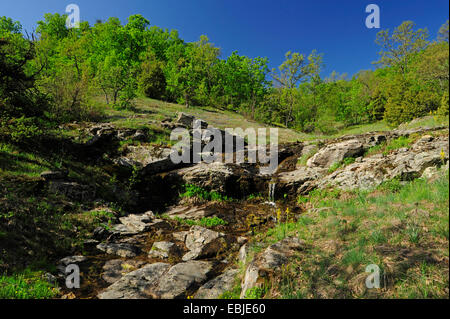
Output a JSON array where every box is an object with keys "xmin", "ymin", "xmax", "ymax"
[{"xmin": 1, "ymin": 0, "xmax": 448, "ymax": 77}]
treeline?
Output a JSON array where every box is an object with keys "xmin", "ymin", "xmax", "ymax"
[{"xmin": 0, "ymin": 14, "xmax": 449, "ymax": 143}]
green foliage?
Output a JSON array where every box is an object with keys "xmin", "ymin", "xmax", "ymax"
[
  {"xmin": 219, "ymin": 284, "xmax": 242, "ymax": 299},
  {"xmin": 327, "ymin": 157, "xmax": 356, "ymax": 173},
  {"xmin": 173, "ymin": 216, "xmax": 228, "ymax": 228},
  {"xmin": 180, "ymin": 184, "xmax": 231, "ymax": 202},
  {"xmin": 244, "ymin": 286, "xmax": 266, "ymax": 299},
  {"xmin": 378, "ymin": 177, "xmax": 403, "ymax": 193},
  {"xmin": 0, "ymin": 13, "xmax": 448, "ymax": 141},
  {"xmin": 138, "ymin": 50, "xmax": 167, "ymax": 99},
  {"xmin": 0, "ymin": 270, "xmax": 59, "ymax": 299},
  {"xmin": 384, "ymin": 136, "xmax": 413, "ymax": 153}
]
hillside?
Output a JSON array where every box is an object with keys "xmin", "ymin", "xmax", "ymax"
[
  {"xmin": 0, "ymin": 99, "xmax": 448, "ymax": 299},
  {"xmin": 0, "ymin": 11, "xmax": 449, "ymax": 300}
]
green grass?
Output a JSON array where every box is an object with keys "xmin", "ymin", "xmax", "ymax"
[
  {"xmin": 180, "ymin": 184, "xmax": 232, "ymax": 202},
  {"xmin": 254, "ymin": 169, "xmax": 449, "ymax": 298},
  {"xmin": 297, "ymin": 146, "xmax": 319, "ymax": 167},
  {"xmin": 383, "ymin": 136, "xmax": 413, "ymax": 154},
  {"xmin": 0, "ymin": 270, "xmax": 59, "ymax": 299},
  {"xmin": 397, "ymin": 115, "xmax": 449, "ymax": 130},
  {"xmin": 173, "ymin": 216, "xmax": 228, "ymax": 228},
  {"xmin": 365, "ymin": 136, "xmax": 414, "ymax": 157}
]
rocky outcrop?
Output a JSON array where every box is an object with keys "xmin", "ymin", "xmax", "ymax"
[
  {"xmin": 318, "ymin": 134, "xmax": 448, "ymax": 190},
  {"xmin": 148, "ymin": 241, "xmax": 181, "ymax": 259},
  {"xmin": 171, "ymin": 162, "xmax": 267, "ymax": 198},
  {"xmin": 116, "ymin": 145, "xmax": 184, "ymax": 175},
  {"xmin": 165, "ymin": 205, "xmax": 217, "ymax": 220},
  {"xmin": 98, "ymin": 263, "xmax": 171, "ymax": 299},
  {"xmin": 182, "ymin": 226, "xmax": 228, "ymax": 261},
  {"xmin": 112, "ymin": 212, "xmax": 169, "ymax": 236},
  {"xmin": 101, "ymin": 259, "xmax": 147, "ymax": 284},
  {"xmin": 195, "ymin": 268, "xmax": 239, "ymax": 299},
  {"xmin": 277, "ymin": 166, "xmax": 326, "ymax": 195},
  {"xmin": 151, "ymin": 260, "xmax": 214, "ymax": 299},
  {"xmin": 307, "ymin": 139, "xmax": 364, "ymax": 168},
  {"xmin": 277, "ymin": 129, "xmax": 449, "ymax": 194},
  {"xmin": 96, "ymin": 242, "xmax": 140, "ymax": 258}
]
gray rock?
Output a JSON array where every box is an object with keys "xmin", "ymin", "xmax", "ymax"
[
  {"xmin": 176, "ymin": 112, "xmax": 208, "ymax": 129},
  {"xmin": 307, "ymin": 139, "xmax": 364, "ymax": 168},
  {"xmin": 182, "ymin": 226, "xmax": 226, "ymax": 261},
  {"xmin": 57, "ymin": 255, "xmax": 87, "ymax": 275},
  {"xmin": 112, "ymin": 211, "xmax": 168, "ymax": 236},
  {"xmin": 238, "ymin": 244, "xmax": 249, "ymax": 264},
  {"xmin": 98, "ymin": 263, "xmax": 170, "ymax": 299},
  {"xmin": 148, "ymin": 241, "xmax": 180, "ymax": 259},
  {"xmin": 152, "ymin": 260, "xmax": 214, "ymax": 299},
  {"xmin": 118, "ymin": 211, "xmax": 155, "ymax": 233},
  {"xmin": 96, "ymin": 242, "xmax": 140, "ymax": 258},
  {"xmin": 93, "ymin": 226, "xmax": 112, "ymax": 240},
  {"xmin": 195, "ymin": 268, "xmax": 239, "ymax": 299},
  {"xmin": 101, "ymin": 259, "xmax": 147, "ymax": 284},
  {"xmin": 172, "ymin": 231, "xmax": 189, "ymax": 242},
  {"xmin": 165, "ymin": 205, "xmax": 216, "ymax": 220}
]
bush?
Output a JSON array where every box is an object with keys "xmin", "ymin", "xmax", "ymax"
[
  {"xmin": 437, "ymin": 90, "xmax": 449, "ymax": 116},
  {"xmin": 384, "ymin": 77, "xmax": 440, "ymax": 126}
]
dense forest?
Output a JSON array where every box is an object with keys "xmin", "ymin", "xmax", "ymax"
[{"xmin": 0, "ymin": 14, "xmax": 448, "ymax": 143}]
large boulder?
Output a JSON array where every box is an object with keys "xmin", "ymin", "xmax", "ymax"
[
  {"xmin": 151, "ymin": 260, "xmax": 214, "ymax": 299},
  {"xmin": 195, "ymin": 268, "xmax": 239, "ymax": 299},
  {"xmin": 98, "ymin": 263, "xmax": 170, "ymax": 299},
  {"xmin": 307, "ymin": 139, "xmax": 364, "ymax": 168},
  {"xmin": 318, "ymin": 134, "xmax": 448, "ymax": 190},
  {"xmin": 277, "ymin": 166, "xmax": 326, "ymax": 196},
  {"xmin": 172, "ymin": 162, "xmax": 265, "ymax": 197},
  {"xmin": 182, "ymin": 226, "xmax": 227, "ymax": 261},
  {"xmin": 148, "ymin": 241, "xmax": 181, "ymax": 259},
  {"xmin": 115, "ymin": 145, "xmax": 183, "ymax": 175}
]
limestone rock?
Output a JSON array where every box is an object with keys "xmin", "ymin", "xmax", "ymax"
[
  {"xmin": 195, "ymin": 268, "xmax": 239, "ymax": 299},
  {"xmin": 96, "ymin": 242, "xmax": 140, "ymax": 258},
  {"xmin": 98, "ymin": 263, "xmax": 170, "ymax": 299},
  {"xmin": 165, "ymin": 205, "xmax": 216, "ymax": 220},
  {"xmin": 182, "ymin": 226, "xmax": 226, "ymax": 261},
  {"xmin": 101, "ymin": 259, "xmax": 147, "ymax": 284},
  {"xmin": 307, "ymin": 139, "xmax": 364, "ymax": 168},
  {"xmin": 152, "ymin": 260, "xmax": 214, "ymax": 299},
  {"xmin": 148, "ymin": 241, "xmax": 181, "ymax": 259}
]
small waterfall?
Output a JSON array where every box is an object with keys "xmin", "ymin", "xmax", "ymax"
[
  {"xmin": 268, "ymin": 182, "xmax": 276, "ymax": 203},
  {"xmin": 264, "ymin": 182, "xmax": 277, "ymax": 223}
]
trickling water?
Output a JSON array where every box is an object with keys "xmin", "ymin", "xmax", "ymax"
[
  {"xmin": 265, "ymin": 182, "xmax": 277, "ymax": 222},
  {"xmin": 268, "ymin": 182, "xmax": 276, "ymax": 203}
]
